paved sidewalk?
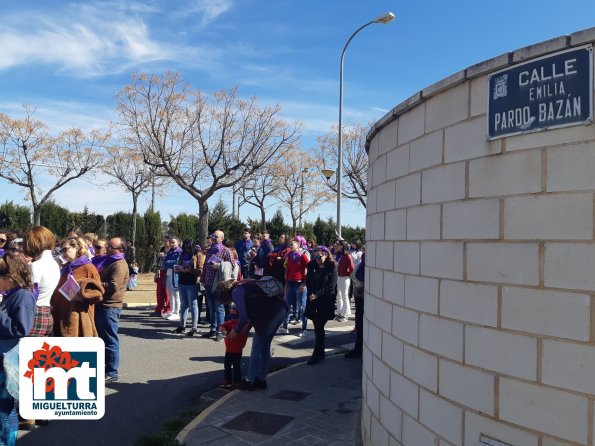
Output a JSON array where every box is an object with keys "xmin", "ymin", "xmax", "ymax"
[{"xmin": 178, "ymin": 353, "xmax": 363, "ymax": 446}]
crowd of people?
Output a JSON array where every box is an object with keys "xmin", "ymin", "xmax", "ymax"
[
  {"xmin": 0, "ymin": 226, "xmax": 136, "ymax": 443},
  {"xmin": 0, "ymin": 225, "xmax": 364, "ymax": 443},
  {"xmin": 153, "ymin": 227, "xmax": 365, "ymax": 389}
]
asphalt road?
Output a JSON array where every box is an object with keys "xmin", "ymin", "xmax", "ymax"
[{"xmin": 18, "ymin": 306, "xmax": 356, "ymax": 446}]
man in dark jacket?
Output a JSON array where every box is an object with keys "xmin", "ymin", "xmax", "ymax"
[{"xmin": 96, "ymin": 237, "xmax": 129, "ymax": 383}]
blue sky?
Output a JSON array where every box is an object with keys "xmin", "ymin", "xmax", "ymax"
[{"xmin": 1, "ymin": 0, "xmax": 594, "ymax": 229}]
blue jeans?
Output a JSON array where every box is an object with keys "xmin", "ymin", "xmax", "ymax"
[
  {"xmin": 284, "ymin": 282, "xmax": 307, "ymax": 330},
  {"xmin": 204, "ymin": 288, "xmax": 224, "ymax": 332},
  {"xmin": 178, "ymin": 284, "xmax": 198, "ymax": 329},
  {"xmin": 0, "ymin": 369, "xmax": 16, "ymax": 446},
  {"xmin": 95, "ymin": 306, "xmax": 122, "ymax": 378},
  {"xmin": 246, "ymin": 305, "xmax": 288, "ymax": 382}
]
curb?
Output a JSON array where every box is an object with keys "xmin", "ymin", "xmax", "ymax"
[{"xmin": 175, "ymin": 345, "xmax": 352, "ymax": 445}]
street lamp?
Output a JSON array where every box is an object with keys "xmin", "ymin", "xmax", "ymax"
[{"xmin": 336, "ymin": 11, "xmax": 396, "ymax": 239}]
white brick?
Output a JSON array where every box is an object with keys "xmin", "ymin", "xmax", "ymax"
[
  {"xmin": 398, "ymin": 104, "xmax": 425, "ymax": 145},
  {"xmin": 504, "ymin": 193, "xmax": 593, "ymax": 240},
  {"xmin": 376, "ymin": 241, "xmax": 394, "ymax": 270},
  {"xmin": 509, "ymin": 122, "xmax": 595, "ymax": 152},
  {"xmin": 425, "ymin": 83, "xmax": 468, "ymax": 133},
  {"xmin": 469, "ymin": 151, "xmax": 541, "ymax": 198},
  {"xmin": 542, "ymin": 340, "xmax": 595, "ymax": 394},
  {"xmin": 404, "ymin": 275, "xmax": 438, "ymax": 314},
  {"xmin": 390, "ymin": 371, "xmax": 419, "ymax": 418},
  {"xmin": 373, "ymin": 356, "xmax": 391, "ymax": 396},
  {"xmin": 465, "ymin": 326, "xmax": 537, "ymax": 380},
  {"xmin": 502, "ymin": 287, "xmax": 591, "ymax": 340},
  {"xmin": 422, "ymin": 162, "xmax": 466, "ymax": 204},
  {"xmin": 409, "ymin": 130, "xmax": 443, "ymax": 172},
  {"xmin": 467, "ymin": 243, "xmax": 539, "ymax": 285},
  {"xmin": 549, "ymin": 142, "xmax": 595, "ymax": 188},
  {"xmin": 442, "ymin": 199, "xmax": 500, "ymax": 240},
  {"xmin": 366, "ymin": 318, "xmax": 383, "ymax": 357},
  {"xmin": 379, "ymin": 395, "xmax": 402, "ymax": 440},
  {"xmin": 438, "ymin": 360, "xmax": 494, "ymax": 415},
  {"xmin": 396, "ymin": 173, "xmax": 421, "ymax": 209},
  {"xmin": 374, "ymin": 298, "xmax": 393, "ymax": 333},
  {"xmin": 407, "ymin": 205, "xmax": 441, "ymax": 240},
  {"xmin": 402, "ymin": 414, "xmax": 437, "ymax": 446},
  {"xmin": 393, "ymin": 306, "xmax": 419, "ymax": 346},
  {"xmin": 363, "ymin": 349, "xmax": 373, "ymax": 378},
  {"xmin": 403, "ymin": 344, "xmax": 437, "ymax": 392},
  {"xmin": 387, "ymin": 145, "xmax": 410, "ymax": 180},
  {"xmin": 377, "ymin": 181, "xmax": 396, "ymax": 212},
  {"xmin": 369, "ymin": 135, "xmax": 380, "ymax": 162},
  {"xmin": 371, "ymin": 414, "xmax": 390, "ymax": 446},
  {"xmin": 370, "ymin": 213, "xmax": 385, "ymax": 241},
  {"xmin": 362, "ymin": 401, "xmax": 371, "ymax": 442},
  {"xmin": 542, "ymin": 437, "xmax": 572, "ymax": 446},
  {"xmin": 366, "ymin": 242, "xmax": 376, "ymax": 269},
  {"xmin": 545, "ymin": 243, "xmax": 595, "ymax": 291},
  {"xmin": 420, "ymin": 242, "xmax": 464, "ymax": 280},
  {"xmin": 419, "ymin": 389, "xmax": 463, "ymax": 446},
  {"xmin": 383, "ymin": 272, "xmax": 405, "ymax": 305},
  {"xmin": 464, "ymin": 412, "xmax": 538, "ymax": 446},
  {"xmin": 445, "ymin": 116, "xmax": 500, "ymax": 162},
  {"xmin": 394, "ymin": 242, "xmax": 419, "ymax": 275},
  {"xmin": 379, "ymin": 118, "xmax": 398, "ymax": 155},
  {"xmin": 386, "ymin": 209, "xmax": 407, "ymax": 241},
  {"xmin": 372, "ymin": 155, "xmax": 387, "ymax": 187},
  {"xmin": 440, "ymin": 280, "xmax": 498, "ymax": 327},
  {"xmin": 369, "ymin": 268, "xmax": 383, "ymax": 298},
  {"xmin": 499, "ymin": 378, "xmax": 589, "ymax": 444},
  {"xmin": 382, "ymin": 333, "xmax": 403, "ymax": 372},
  {"xmin": 470, "ymin": 76, "xmax": 487, "ymax": 117},
  {"xmin": 367, "ymin": 187, "xmax": 378, "ymax": 214},
  {"xmin": 419, "ymin": 315, "xmax": 464, "ymax": 361},
  {"xmin": 367, "ymin": 379, "xmax": 381, "ymax": 418}
]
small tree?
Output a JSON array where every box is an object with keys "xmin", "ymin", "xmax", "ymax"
[
  {"xmin": 316, "ymin": 124, "xmax": 368, "ymax": 207},
  {"xmin": 169, "ymin": 213, "xmax": 200, "ymax": 243},
  {"xmin": 266, "ymin": 209, "xmax": 291, "ymax": 241},
  {"xmin": 0, "ymin": 106, "xmax": 107, "ymax": 225},
  {"xmin": 275, "ymin": 149, "xmax": 333, "ymax": 234},
  {"xmin": 69, "ymin": 206, "xmax": 105, "ymax": 236}
]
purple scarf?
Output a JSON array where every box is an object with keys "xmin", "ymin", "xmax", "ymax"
[
  {"xmin": 287, "ymin": 250, "xmax": 303, "ymax": 264},
  {"xmin": 61, "ymin": 256, "xmax": 92, "ymax": 276},
  {"xmin": 0, "ymin": 249, "xmax": 4, "ymax": 257},
  {"xmin": 92, "ymin": 253, "xmax": 124, "ymax": 272},
  {"xmin": 207, "ymin": 243, "xmax": 224, "ymax": 257}
]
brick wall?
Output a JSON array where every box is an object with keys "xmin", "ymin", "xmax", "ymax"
[{"xmin": 362, "ymin": 27, "xmax": 595, "ymax": 446}]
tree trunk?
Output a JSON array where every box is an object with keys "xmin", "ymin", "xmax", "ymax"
[
  {"xmin": 260, "ymin": 207, "xmax": 266, "ymax": 232},
  {"xmin": 132, "ymin": 193, "xmax": 138, "ymax": 246},
  {"xmin": 33, "ymin": 205, "xmax": 41, "ymax": 226},
  {"xmin": 198, "ymin": 200, "xmax": 209, "ymax": 245}
]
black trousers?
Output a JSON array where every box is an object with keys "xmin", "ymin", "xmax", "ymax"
[
  {"xmin": 312, "ymin": 318, "xmax": 328, "ymax": 359},
  {"xmin": 354, "ymin": 291, "xmax": 364, "ymax": 352},
  {"xmin": 224, "ymin": 352, "xmax": 243, "ymax": 383}
]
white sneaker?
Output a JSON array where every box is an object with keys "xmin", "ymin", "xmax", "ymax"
[
  {"xmin": 277, "ymin": 327, "xmax": 288, "ymax": 334},
  {"xmin": 161, "ymin": 312, "xmax": 171, "ymax": 319},
  {"xmin": 167, "ymin": 314, "xmax": 180, "ymax": 321},
  {"xmin": 297, "ymin": 330, "xmax": 307, "ymax": 337}
]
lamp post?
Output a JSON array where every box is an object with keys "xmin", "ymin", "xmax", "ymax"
[
  {"xmin": 336, "ymin": 11, "xmax": 396, "ymax": 239},
  {"xmin": 299, "ymin": 168, "xmax": 308, "ymax": 228}
]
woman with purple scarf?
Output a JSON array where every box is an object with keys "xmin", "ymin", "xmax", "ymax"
[
  {"xmin": 162, "ymin": 237, "xmax": 183, "ymax": 320},
  {"xmin": 51, "ymin": 237, "xmax": 104, "ymax": 337}
]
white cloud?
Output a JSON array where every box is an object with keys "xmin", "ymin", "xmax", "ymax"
[
  {"xmin": 174, "ymin": 0, "xmax": 233, "ymax": 26},
  {"xmin": 0, "ymin": 2, "xmax": 218, "ymax": 77}
]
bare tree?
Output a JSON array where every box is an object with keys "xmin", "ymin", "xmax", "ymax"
[
  {"xmin": 116, "ymin": 72, "xmax": 300, "ymax": 243},
  {"xmin": 0, "ymin": 106, "xmax": 106, "ymax": 225},
  {"xmin": 102, "ymin": 143, "xmax": 158, "ymax": 245},
  {"xmin": 275, "ymin": 149, "xmax": 333, "ymax": 234},
  {"xmin": 315, "ymin": 123, "xmax": 368, "ymax": 207},
  {"xmin": 240, "ymin": 161, "xmax": 284, "ymax": 232}
]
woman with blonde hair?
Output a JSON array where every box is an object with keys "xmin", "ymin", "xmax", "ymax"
[{"xmin": 51, "ymin": 237, "xmax": 104, "ymax": 337}]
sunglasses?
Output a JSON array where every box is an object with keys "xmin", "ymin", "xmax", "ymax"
[
  {"xmin": 313, "ymin": 255, "xmax": 323, "ymax": 260},
  {"xmin": 0, "ymin": 239, "xmax": 6, "ymax": 243},
  {"xmin": 93, "ymin": 245, "xmax": 104, "ymax": 250},
  {"xmin": 107, "ymin": 245, "xmax": 120, "ymax": 250}
]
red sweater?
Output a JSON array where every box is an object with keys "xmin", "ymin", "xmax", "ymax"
[
  {"xmin": 284, "ymin": 251, "xmax": 310, "ymax": 282},
  {"xmin": 221, "ymin": 319, "xmax": 249, "ymax": 353},
  {"xmin": 337, "ymin": 253, "xmax": 355, "ymax": 277}
]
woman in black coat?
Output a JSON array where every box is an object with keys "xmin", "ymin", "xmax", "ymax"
[{"xmin": 304, "ymin": 246, "xmax": 337, "ymax": 365}]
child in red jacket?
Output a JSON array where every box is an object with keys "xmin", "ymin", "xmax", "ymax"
[{"xmin": 218, "ymin": 309, "xmax": 250, "ymax": 388}]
